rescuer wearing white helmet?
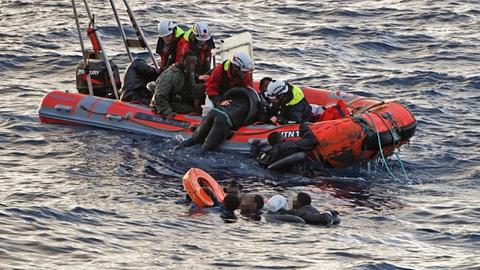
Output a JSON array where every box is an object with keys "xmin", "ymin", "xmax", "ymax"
[
  {"xmin": 155, "ymin": 20, "xmax": 185, "ymax": 72},
  {"xmin": 205, "ymin": 51, "xmax": 254, "ymax": 105},
  {"xmin": 265, "ymin": 79, "xmax": 314, "ymax": 124},
  {"xmin": 176, "ymin": 51, "xmax": 255, "ymax": 152},
  {"xmin": 177, "ymin": 21, "xmax": 215, "ymax": 77}
]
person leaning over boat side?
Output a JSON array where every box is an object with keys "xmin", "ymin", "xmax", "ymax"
[
  {"xmin": 177, "ymin": 88, "xmax": 251, "ymax": 152},
  {"xmin": 175, "ymin": 52, "xmax": 255, "ymax": 152},
  {"xmin": 119, "ymin": 58, "xmax": 161, "ymax": 105},
  {"xmin": 155, "ymin": 20, "xmax": 185, "ymax": 73},
  {"xmin": 258, "ymin": 76, "xmax": 276, "ymax": 120},
  {"xmin": 285, "ymin": 192, "xmax": 340, "ymax": 226},
  {"xmin": 150, "ymin": 51, "xmax": 203, "ymax": 119},
  {"xmin": 176, "ymin": 21, "xmax": 215, "ymax": 79},
  {"xmin": 205, "ymin": 51, "xmax": 253, "ymax": 106},
  {"xmin": 265, "ymin": 80, "xmax": 314, "ymax": 124},
  {"xmin": 250, "ymin": 123, "xmax": 318, "ymax": 178}
]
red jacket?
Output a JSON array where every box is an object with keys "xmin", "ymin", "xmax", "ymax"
[
  {"xmin": 158, "ymin": 40, "xmax": 185, "ymax": 71},
  {"xmin": 205, "ymin": 60, "xmax": 252, "ymax": 101},
  {"xmin": 176, "ymin": 29, "xmax": 214, "ymax": 75},
  {"xmin": 175, "ymin": 37, "xmax": 189, "ymax": 64},
  {"xmin": 155, "ymin": 27, "xmax": 186, "ymax": 72},
  {"xmin": 316, "ymin": 100, "xmax": 350, "ymax": 122}
]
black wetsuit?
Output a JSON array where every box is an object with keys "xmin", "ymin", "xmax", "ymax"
[
  {"xmin": 285, "ymin": 205, "xmax": 338, "ymax": 226},
  {"xmin": 188, "ymin": 95, "xmax": 250, "ymax": 151},
  {"xmin": 119, "ymin": 58, "xmax": 159, "ymax": 105},
  {"xmin": 264, "ymin": 209, "xmax": 306, "ymax": 224},
  {"xmin": 251, "ymin": 123, "xmax": 318, "ymax": 177}
]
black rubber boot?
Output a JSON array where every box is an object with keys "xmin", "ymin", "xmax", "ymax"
[{"xmin": 174, "ymin": 138, "xmax": 197, "ymax": 151}]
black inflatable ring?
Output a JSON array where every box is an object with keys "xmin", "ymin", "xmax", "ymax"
[{"xmin": 223, "ymin": 87, "xmax": 260, "ymax": 125}]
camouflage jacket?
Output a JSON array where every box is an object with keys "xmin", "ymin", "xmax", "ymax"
[{"xmin": 150, "ymin": 63, "xmax": 197, "ymax": 115}]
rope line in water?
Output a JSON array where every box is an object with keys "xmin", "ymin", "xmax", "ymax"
[
  {"xmin": 394, "ymin": 151, "xmax": 411, "ymax": 183},
  {"xmin": 365, "ymin": 113, "xmax": 398, "ymax": 180}
]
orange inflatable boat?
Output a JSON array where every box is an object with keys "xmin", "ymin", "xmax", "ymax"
[{"xmin": 38, "ymin": 81, "xmax": 416, "ymax": 169}]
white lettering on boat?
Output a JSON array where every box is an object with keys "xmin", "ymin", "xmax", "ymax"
[{"xmin": 281, "ymin": 130, "xmax": 299, "ymax": 138}]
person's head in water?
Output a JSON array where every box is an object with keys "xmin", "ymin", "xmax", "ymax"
[
  {"xmin": 253, "ymin": 195, "xmax": 264, "ymax": 210},
  {"xmin": 230, "ymin": 51, "xmax": 254, "ymax": 81},
  {"xmin": 224, "ymin": 179, "xmax": 242, "ymax": 198},
  {"xmin": 183, "ymin": 51, "xmax": 198, "ymax": 73},
  {"xmin": 268, "ymin": 131, "xmax": 283, "ymax": 146},
  {"xmin": 259, "ymin": 77, "xmax": 273, "ymax": 93},
  {"xmin": 240, "ymin": 194, "xmax": 264, "ymax": 218},
  {"xmin": 296, "ymin": 192, "xmax": 312, "ymax": 208},
  {"xmin": 265, "ymin": 195, "xmax": 288, "ymax": 213},
  {"xmin": 222, "ymin": 194, "xmax": 241, "ymax": 213}
]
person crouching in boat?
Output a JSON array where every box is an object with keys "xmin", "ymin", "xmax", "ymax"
[
  {"xmin": 155, "ymin": 20, "xmax": 185, "ymax": 73},
  {"xmin": 250, "ymin": 123, "xmax": 319, "ymax": 178},
  {"xmin": 176, "ymin": 52, "xmax": 254, "ymax": 152},
  {"xmin": 176, "ymin": 21, "xmax": 215, "ymax": 81},
  {"xmin": 205, "ymin": 51, "xmax": 254, "ymax": 105},
  {"xmin": 265, "ymin": 80, "xmax": 315, "ymax": 124},
  {"xmin": 285, "ymin": 192, "xmax": 341, "ymax": 226},
  {"xmin": 150, "ymin": 51, "xmax": 204, "ymax": 119},
  {"xmin": 119, "ymin": 58, "xmax": 161, "ymax": 105}
]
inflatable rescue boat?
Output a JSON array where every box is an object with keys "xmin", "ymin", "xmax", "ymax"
[
  {"xmin": 38, "ymin": 82, "xmax": 416, "ymax": 168},
  {"xmin": 38, "ymin": 0, "xmax": 416, "ymax": 169}
]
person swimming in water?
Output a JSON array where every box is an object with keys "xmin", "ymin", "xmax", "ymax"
[
  {"xmin": 239, "ymin": 194, "xmax": 265, "ymax": 221},
  {"xmin": 286, "ymin": 192, "xmax": 340, "ymax": 226},
  {"xmin": 263, "ymin": 195, "xmax": 306, "ymax": 224}
]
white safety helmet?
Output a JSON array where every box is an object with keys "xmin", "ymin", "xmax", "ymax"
[
  {"xmin": 265, "ymin": 195, "xmax": 288, "ymax": 212},
  {"xmin": 192, "ymin": 21, "xmax": 211, "ymax": 41},
  {"xmin": 158, "ymin": 20, "xmax": 176, "ymax": 37},
  {"xmin": 231, "ymin": 51, "xmax": 254, "ymax": 72},
  {"xmin": 266, "ymin": 80, "xmax": 288, "ymax": 97}
]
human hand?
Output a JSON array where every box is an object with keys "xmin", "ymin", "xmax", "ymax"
[
  {"xmin": 220, "ymin": 99, "xmax": 232, "ymax": 106},
  {"xmin": 167, "ymin": 112, "xmax": 177, "ymax": 121},
  {"xmin": 270, "ymin": 116, "xmax": 277, "ymax": 123},
  {"xmin": 198, "ymin": 75, "xmax": 209, "ymax": 81}
]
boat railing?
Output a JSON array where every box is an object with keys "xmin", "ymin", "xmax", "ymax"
[{"xmin": 71, "ymin": 0, "xmax": 158, "ymax": 100}]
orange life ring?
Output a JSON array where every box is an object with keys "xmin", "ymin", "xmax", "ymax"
[{"xmin": 182, "ymin": 168, "xmax": 226, "ymax": 208}]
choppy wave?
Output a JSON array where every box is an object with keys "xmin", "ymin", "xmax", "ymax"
[{"xmin": 1, "ymin": 0, "xmax": 479, "ymax": 269}]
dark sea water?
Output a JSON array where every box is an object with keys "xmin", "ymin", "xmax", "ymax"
[{"xmin": 1, "ymin": 0, "xmax": 479, "ymax": 269}]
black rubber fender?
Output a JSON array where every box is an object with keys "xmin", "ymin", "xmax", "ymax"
[
  {"xmin": 268, "ymin": 152, "xmax": 307, "ymax": 170},
  {"xmin": 223, "ymin": 87, "xmax": 260, "ymax": 125}
]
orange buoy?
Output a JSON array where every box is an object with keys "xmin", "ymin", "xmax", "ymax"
[
  {"xmin": 87, "ymin": 26, "xmax": 101, "ymax": 52},
  {"xmin": 182, "ymin": 168, "xmax": 226, "ymax": 208}
]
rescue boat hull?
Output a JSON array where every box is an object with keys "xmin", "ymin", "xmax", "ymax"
[{"xmin": 38, "ymin": 86, "xmax": 416, "ymax": 168}]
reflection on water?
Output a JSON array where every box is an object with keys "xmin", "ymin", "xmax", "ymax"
[{"xmin": 1, "ymin": 0, "xmax": 480, "ymax": 268}]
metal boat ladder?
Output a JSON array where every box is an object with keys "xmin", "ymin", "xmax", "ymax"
[{"xmin": 71, "ymin": 0, "xmax": 158, "ymax": 99}]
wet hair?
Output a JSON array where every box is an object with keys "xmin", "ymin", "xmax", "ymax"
[
  {"xmin": 224, "ymin": 179, "xmax": 243, "ymax": 196},
  {"xmin": 222, "ymin": 194, "xmax": 241, "ymax": 212},
  {"xmin": 253, "ymin": 195, "xmax": 264, "ymax": 210},
  {"xmin": 297, "ymin": 192, "xmax": 311, "ymax": 207},
  {"xmin": 259, "ymin": 77, "xmax": 273, "ymax": 93},
  {"xmin": 268, "ymin": 132, "xmax": 283, "ymax": 146},
  {"xmin": 183, "ymin": 51, "xmax": 198, "ymax": 62}
]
